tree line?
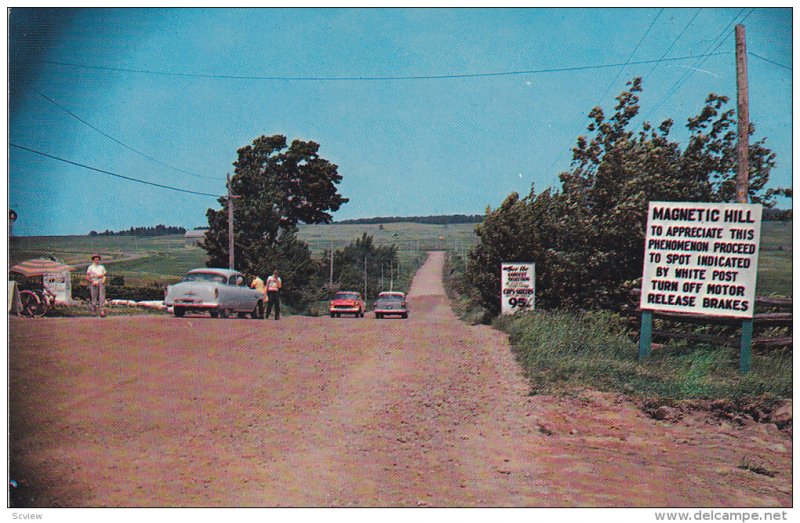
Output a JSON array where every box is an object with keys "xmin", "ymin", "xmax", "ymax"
[{"xmin": 89, "ymin": 224, "xmax": 187, "ymax": 237}]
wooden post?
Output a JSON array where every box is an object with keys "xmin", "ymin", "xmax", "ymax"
[
  {"xmin": 329, "ymin": 241, "xmax": 334, "ymax": 289},
  {"xmin": 736, "ymin": 25, "xmax": 753, "ymax": 374},
  {"xmin": 740, "ymin": 319, "xmax": 753, "ymax": 373},
  {"xmin": 735, "ymin": 24, "xmax": 750, "ymax": 204},
  {"xmin": 639, "ymin": 310, "xmax": 653, "ymax": 360},
  {"xmin": 227, "ymin": 173, "xmax": 235, "ymax": 270}
]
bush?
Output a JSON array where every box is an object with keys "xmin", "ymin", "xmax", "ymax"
[{"xmin": 466, "ymin": 78, "xmax": 788, "ymax": 315}]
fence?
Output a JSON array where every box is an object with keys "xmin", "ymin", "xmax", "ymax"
[{"xmin": 633, "ymin": 289, "xmax": 792, "ymax": 373}]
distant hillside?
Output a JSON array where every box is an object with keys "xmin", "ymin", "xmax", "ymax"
[{"xmin": 336, "ymin": 214, "xmax": 483, "ymax": 225}]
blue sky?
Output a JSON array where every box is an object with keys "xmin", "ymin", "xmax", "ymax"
[{"xmin": 8, "ymin": 7, "xmax": 793, "ymax": 236}]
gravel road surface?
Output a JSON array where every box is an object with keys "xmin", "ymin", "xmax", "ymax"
[{"xmin": 8, "ymin": 251, "xmax": 791, "ymax": 507}]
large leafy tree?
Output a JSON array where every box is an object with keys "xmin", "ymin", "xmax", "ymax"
[
  {"xmin": 202, "ymin": 135, "xmax": 348, "ymax": 303},
  {"xmin": 467, "ymin": 78, "xmax": 790, "ymax": 313}
]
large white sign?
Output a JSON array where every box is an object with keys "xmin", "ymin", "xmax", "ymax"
[
  {"xmin": 640, "ymin": 202, "xmax": 762, "ymax": 318},
  {"xmin": 501, "ymin": 262, "xmax": 535, "ymax": 315}
]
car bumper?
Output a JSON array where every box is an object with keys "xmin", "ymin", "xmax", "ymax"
[
  {"xmin": 330, "ymin": 307, "xmax": 361, "ymax": 313},
  {"xmin": 374, "ymin": 309, "xmax": 408, "ymax": 315},
  {"xmin": 168, "ymin": 301, "xmax": 219, "ymax": 309}
]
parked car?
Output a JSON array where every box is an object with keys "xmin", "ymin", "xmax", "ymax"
[
  {"xmin": 373, "ymin": 291, "xmax": 408, "ymax": 319},
  {"xmin": 164, "ymin": 268, "xmax": 264, "ymax": 318},
  {"xmin": 329, "ymin": 291, "xmax": 366, "ymax": 318}
]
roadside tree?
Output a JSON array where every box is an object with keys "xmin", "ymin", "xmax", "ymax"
[
  {"xmin": 467, "ymin": 78, "xmax": 791, "ymax": 314},
  {"xmin": 202, "ymin": 135, "xmax": 348, "ymax": 307}
]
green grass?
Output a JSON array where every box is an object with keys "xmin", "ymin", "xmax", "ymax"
[
  {"xmin": 495, "ymin": 310, "xmax": 792, "ymax": 401},
  {"xmin": 46, "ymin": 305, "xmax": 165, "ymax": 317},
  {"xmin": 756, "ymin": 221, "xmax": 792, "ymax": 297}
]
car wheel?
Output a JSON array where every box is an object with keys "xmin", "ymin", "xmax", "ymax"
[
  {"xmin": 402, "ymin": 312, "xmax": 408, "ymax": 319},
  {"xmin": 330, "ymin": 312, "xmax": 335, "ymax": 318},
  {"xmin": 219, "ymin": 309, "xmax": 230, "ymax": 319},
  {"xmin": 376, "ymin": 313, "xmax": 382, "ymax": 319},
  {"xmin": 209, "ymin": 310, "xmax": 219, "ymax": 318},
  {"xmin": 237, "ymin": 312, "xmax": 248, "ymax": 319},
  {"xmin": 174, "ymin": 306, "xmax": 186, "ymax": 318}
]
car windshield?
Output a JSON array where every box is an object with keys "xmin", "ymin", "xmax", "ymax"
[
  {"xmin": 334, "ymin": 292, "xmax": 360, "ymax": 300},
  {"xmin": 183, "ymin": 272, "xmax": 227, "ymax": 284},
  {"xmin": 378, "ymin": 294, "xmax": 404, "ymax": 301}
]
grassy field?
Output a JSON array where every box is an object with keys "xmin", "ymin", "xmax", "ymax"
[
  {"xmin": 756, "ymin": 220, "xmax": 792, "ymax": 296},
  {"xmin": 9, "ymin": 222, "xmax": 480, "ymax": 286}
]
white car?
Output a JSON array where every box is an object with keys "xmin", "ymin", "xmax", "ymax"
[{"xmin": 165, "ymin": 268, "xmax": 264, "ymax": 318}]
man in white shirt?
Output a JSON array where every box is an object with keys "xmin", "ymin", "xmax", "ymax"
[
  {"xmin": 86, "ymin": 254, "xmax": 107, "ymax": 317},
  {"xmin": 265, "ymin": 270, "xmax": 282, "ymax": 320}
]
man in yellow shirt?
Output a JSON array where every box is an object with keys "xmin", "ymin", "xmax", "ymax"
[{"xmin": 249, "ymin": 274, "xmax": 267, "ymax": 319}]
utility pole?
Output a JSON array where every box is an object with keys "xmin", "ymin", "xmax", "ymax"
[
  {"xmin": 735, "ymin": 24, "xmax": 750, "ymax": 204},
  {"xmin": 381, "ymin": 263, "xmax": 384, "ymax": 291},
  {"xmin": 735, "ymin": 24, "xmax": 754, "ymax": 375},
  {"xmin": 329, "ymin": 241, "xmax": 334, "ymax": 289},
  {"xmin": 390, "ymin": 259, "xmax": 393, "ymax": 291},
  {"xmin": 226, "ymin": 173, "xmax": 241, "ymax": 270},
  {"xmin": 364, "ymin": 256, "xmax": 368, "ymax": 300}
]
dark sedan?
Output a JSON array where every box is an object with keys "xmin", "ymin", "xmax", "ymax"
[{"xmin": 373, "ymin": 291, "xmax": 408, "ymax": 319}]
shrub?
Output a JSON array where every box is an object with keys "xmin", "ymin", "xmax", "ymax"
[{"xmin": 466, "ymin": 78, "xmax": 788, "ymax": 315}]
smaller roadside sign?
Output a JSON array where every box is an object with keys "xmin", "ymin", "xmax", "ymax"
[
  {"xmin": 640, "ymin": 201, "xmax": 762, "ymax": 318},
  {"xmin": 501, "ymin": 262, "xmax": 535, "ymax": 315}
]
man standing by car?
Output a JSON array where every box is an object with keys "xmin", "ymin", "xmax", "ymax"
[
  {"xmin": 249, "ymin": 273, "xmax": 267, "ymax": 318},
  {"xmin": 265, "ymin": 269, "xmax": 282, "ymax": 320},
  {"xmin": 86, "ymin": 254, "xmax": 107, "ymax": 317}
]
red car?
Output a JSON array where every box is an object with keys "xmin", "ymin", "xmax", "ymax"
[{"xmin": 329, "ymin": 291, "xmax": 366, "ymax": 318}]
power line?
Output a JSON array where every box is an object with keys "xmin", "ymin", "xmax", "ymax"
[
  {"xmin": 10, "ymin": 143, "xmax": 224, "ymax": 198},
  {"xmin": 34, "ymin": 52, "xmax": 731, "ymax": 82},
  {"xmin": 545, "ymin": 8, "xmax": 666, "ymax": 177},
  {"xmin": 32, "ymin": 88, "xmax": 221, "ymax": 181},
  {"xmin": 645, "ymin": 8, "xmax": 752, "ymax": 120},
  {"xmin": 596, "ymin": 8, "xmax": 664, "ymax": 104},
  {"xmin": 644, "ymin": 8, "xmax": 703, "ymax": 79},
  {"xmin": 749, "ymin": 51, "xmax": 791, "ymax": 71}
]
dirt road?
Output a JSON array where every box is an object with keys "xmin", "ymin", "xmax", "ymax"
[{"xmin": 9, "ymin": 252, "xmax": 791, "ymax": 507}]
